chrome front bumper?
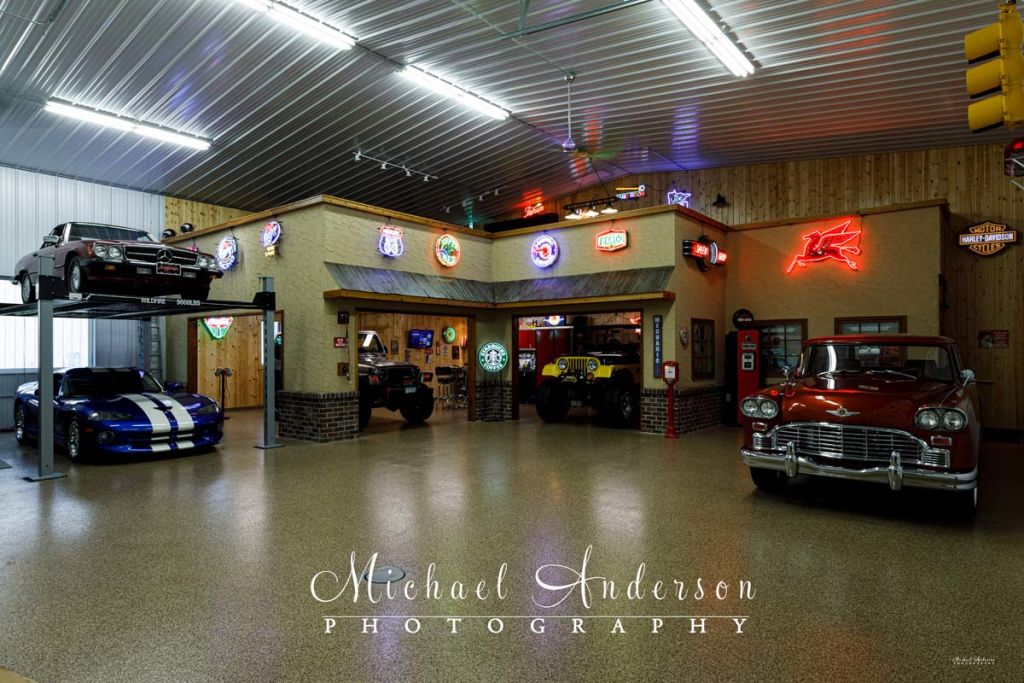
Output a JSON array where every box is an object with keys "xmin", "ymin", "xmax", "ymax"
[{"xmin": 740, "ymin": 444, "xmax": 977, "ymax": 492}]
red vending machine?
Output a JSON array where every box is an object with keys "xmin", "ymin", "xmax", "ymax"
[{"xmin": 734, "ymin": 329, "xmax": 761, "ymax": 423}]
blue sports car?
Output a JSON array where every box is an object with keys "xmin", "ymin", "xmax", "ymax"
[{"xmin": 14, "ymin": 367, "xmax": 223, "ymax": 460}]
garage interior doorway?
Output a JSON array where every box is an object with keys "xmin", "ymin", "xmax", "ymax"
[
  {"xmin": 358, "ymin": 311, "xmax": 475, "ymax": 432},
  {"xmin": 514, "ymin": 311, "xmax": 643, "ymax": 429},
  {"xmin": 187, "ymin": 311, "xmax": 283, "ymax": 410}
]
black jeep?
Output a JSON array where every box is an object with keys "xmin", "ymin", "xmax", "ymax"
[{"xmin": 358, "ymin": 330, "xmax": 434, "ymax": 429}]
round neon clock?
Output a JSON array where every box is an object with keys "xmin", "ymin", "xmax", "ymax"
[
  {"xmin": 260, "ymin": 221, "xmax": 282, "ymax": 248},
  {"xmin": 478, "ymin": 342, "xmax": 508, "ymax": 373},
  {"xmin": 443, "ymin": 326, "xmax": 457, "ymax": 344},
  {"xmin": 435, "ymin": 234, "xmax": 461, "ymax": 268},
  {"xmin": 530, "ymin": 234, "xmax": 559, "ymax": 268},
  {"xmin": 216, "ymin": 236, "xmax": 239, "ymax": 271}
]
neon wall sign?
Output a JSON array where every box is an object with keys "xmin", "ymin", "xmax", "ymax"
[
  {"xmin": 378, "ymin": 225, "xmax": 404, "ymax": 258},
  {"xmin": 530, "ymin": 234, "xmax": 559, "ymax": 268},
  {"xmin": 596, "ymin": 228, "xmax": 629, "ymax": 252},
  {"xmin": 523, "ymin": 202, "xmax": 545, "ymax": 218},
  {"xmin": 667, "ymin": 189, "xmax": 692, "ymax": 207},
  {"xmin": 958, "ymin": 221, "xmax": 1018, "ymax": 256},
  {"xmin": 615, "ymin": 184, "xmax": 646, "ymax": 200},
  {"xmin": 786, "ymin": 220, "xmax": 862, "ymax": 274},
  {"xmin": 201, "ymin": 317, "xmax": 234, "ymax": 340},
  {"xmin": 216, "ymin": 236, "xmax": 239, "ymax": 271},
  {"xmin": 435, "ymin": 234, "xmax": 461, "ymax": 267},
  {"xmin": 683, "ymin": 238, "xmax": 727, "ymax": 271}
]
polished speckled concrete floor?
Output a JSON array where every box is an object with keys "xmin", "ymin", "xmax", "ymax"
[{"xmin": 0, "ymin": 408, "xmax": 1021, "ymax": 682}]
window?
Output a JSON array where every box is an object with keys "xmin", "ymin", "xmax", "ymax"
[
  {"xmin": 835, "ymin": 316, "xmax": 907, "ymax": 335},
  {"xmin": 0, "ymin": 281, "xmax": 90, "ymax": 370},
  {"xmin": 756, "ymin": 319, "xmax": 807, "ymax": 378},
  {"xmin": 691, "ymin": 319, "xmax": 715, "ymax": 380}
]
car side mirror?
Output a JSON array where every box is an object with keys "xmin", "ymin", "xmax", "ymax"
[
  {"xmin": 42, "ymin": 235, "xmax": 59, "ymax": 247},
  {"xmin": 960, "ymin": 369, "xmax": 976, "ymax": 386},
  {"xmin": 163, "ymin": 381, "xmax": 184, "ymax": 392},
  {"xmin": 782, "ymin": 365, "xmax": 793, "ymax": 380}
]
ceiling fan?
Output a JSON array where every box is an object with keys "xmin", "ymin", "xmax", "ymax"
[{"xmin": 559, "ymin": 72, "xmax": 618, "ymax": 161}]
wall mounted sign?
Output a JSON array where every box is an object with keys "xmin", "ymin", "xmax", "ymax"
[
  {"xmin": 732, "ymin": 308, "xmax": 755, "ymax": 329},
  {"xmin": 653, "ymin": 315, "xmax": 663, "ymax": 379},
  {"xmin": 478, "ymin": 342, "xmax": 509, "ymax": 373},
  {"xmin": 530, "ymin": 234, "xmax": 559, "ymax": 268},
  {"xmin": 978, "ymin": 330, "xmax": 1009, "ymax": 348},
  {"xmin": 261, "ymin": 221, "xmax": 282, "ymax": 256},
  {"xmin": 682, "ymin": 238, "xmax": 727, "ymax": 271},
  {"xmin": 667, "ymin": 189, "xmax": 692, "ymax": 207},
  {"xmin": 615, "ymin": 185, "xmax": 646, "ymax": 200},
  {"xmin": 435, "ymin": 234, "xmax": 461, "ymax": 267},
  {"xmin": 201, "ymin": 317, "xmax": 233, "ymax": 340},
  {"xmin": 216, "ymin": 236, "xmax": 239, "ymax": 271},
  {"xmin": 523, "ymin": 201, "xmax": 545, "ymax": 218},
  {"xmin": 958, "ymin": 222, "xmax": 1019, "ymax": 256},
  {"xmin": 337, "ymin": 311, "xmax": 349, "ymax": 325},
  {"xmin": 786, "ymin": 220, "xmax": 861, "ymax": 274},
  {"xmin": 546, "ymin": 315, "xmax": 565, "ymax": 326},
  {"xmin": 442, "ymin": 326, "xmax": 457, "ymax": 344},
  {"xmin": 334, "ymin": 337, "xmax": 348, "ymax": 348},
  {"xmin": 596, "ymin": 228, "xmax": 629, "ymax": 252},
  {"xmin": 378, "ymin": 224, "xmax": 405, "ymax": 258}
]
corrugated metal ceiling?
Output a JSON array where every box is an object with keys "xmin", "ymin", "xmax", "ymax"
[{"xmin": 0, "ymin": 0, "xmax": 1012, "ymax": 224}]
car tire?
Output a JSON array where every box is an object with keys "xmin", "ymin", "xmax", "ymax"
[
  {"xmin": 399, "ymin": 391, "xmax": 434, "ymax": 424},
  {"xmin": 535, "ymin": 381, "xmax": 570, "ymax": 423},
  {"xmin": 65, "ymin": 417, "xmax": 86, "ymax": 462},
  {"xmin": 358, "ymin": 397, "xmax": 372, "ymax": 430},
  {"xmin": 955, "ymin": 486, "xmax": 979, "ymax": 518},
  {"xmin": 14, "ymin": 403, "xmax": 32, "ymax": 444},
  {"xmin": 601, "ymin": 380, "xmax": 637, "ymax": 428},
  {"xmin": 750, "ymin": 466, "xmax": 788, "ymax": 493},
  {"xmin": 19, "ymin": 274, "xmax": 35, "ymax": 304},
  {"xmin": 66, "ymin": 256, "xmax": 86, "ymax": 295}
]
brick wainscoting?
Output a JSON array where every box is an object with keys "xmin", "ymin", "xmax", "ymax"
[
  {"xmin": 640, "ymin": 386, "xmax": 724, "ymax": 435},
  {"xmin": 277, "ymin": 391, "xmax": 359, "ymax": 442},
  {"xmin": 475, "ymin": 381, "xmax": 514, "ymax": 421}
]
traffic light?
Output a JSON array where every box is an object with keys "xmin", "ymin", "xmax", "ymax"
[{"xmin": 964, "ymin": 2, "xmax": 1024, "ymax": 131}]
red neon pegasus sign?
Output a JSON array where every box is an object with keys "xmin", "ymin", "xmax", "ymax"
[{"xmin": 786, "ymin": 220, "xmax": 862, "ymax": 274}]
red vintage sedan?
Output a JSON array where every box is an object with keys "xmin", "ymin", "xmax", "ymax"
[
  {"xmin": 739, "ymin": 335, "xmax": 980, "ymax": 514},
  {"xmin": 13, "ymin": 222, "xmax": 221, "ymax": 304}
]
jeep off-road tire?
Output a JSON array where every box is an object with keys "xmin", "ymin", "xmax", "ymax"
[
  {"xmin": 358, "ymin": 397, "xmax": 373, "ymax": 430},
  {"xmin": 600, "ymin": 380, "xmax": 638, "ymax": 428},
  {"xmin": 750, "ymin": 466, "xmax": 788, "ymax": 493},
  {"xmin": 399, "ymin": 392, "xmax": 434, "ymax": 424},
  {"xmin": 535, "ymin": 381, "xmax": 570, "ymax": 423}
]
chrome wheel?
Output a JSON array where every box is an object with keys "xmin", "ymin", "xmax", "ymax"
[
  {"xmin": 20, "ymin": 275, "xmax": 34, "ymax": 304},
  {"xmin": 620, "ymin": 393, "xmax": 633, "ymax": 419},
  {"xmin": 14, "ymin": 405, "xmax": 26, "ymax": 443},
  {"xmin": 67, "ymin": 420, "xmax": 82, "ymax": 461},
  {"xmin": 68, "ymin": 261, "xmax": 83, "ymax": 293}
]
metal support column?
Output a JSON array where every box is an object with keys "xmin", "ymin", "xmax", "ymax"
[
  {"xmin": 27, "ymin": 254, "xmax": 66, "ymax": 481},
  {"xmin": 256, "ymin": 276, "xmax": 281, "ymax": 449}
]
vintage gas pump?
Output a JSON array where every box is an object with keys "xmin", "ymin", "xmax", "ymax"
[
  {"xmin": 735, "ymin": 329, "xmax": 761, "ymax": 422},
  {"xmin": 662, "ymin": 360, "xmax": 679, "ymax": 439}
]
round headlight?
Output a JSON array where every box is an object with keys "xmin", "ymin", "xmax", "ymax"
[
  {"xmin": 758, "ymin": 399, "xmax": 779, "ymax": 419},
  {"xmin": 741, "ymin": 399, "xmax": 761, "ymax": 417},
  {"xmin": 586, "ymin": 358, "xmax": 599, "ymax": 372},
  {"xmin": 557, "ymin": 359, "xmax": 568, "ymax": 371},
  {"xmin": 108, "ymin": 245, "xmax": 122, "ymax": 258},
  {"xmin": 916, "ymin": 408, "xmax": 940, "ymax": 430},
  {"xmin": 94, "ymin": 244, "xmax": 108, "ymax": 257},
  {"xmin": 942, "ymin": 410, "xmax": 966, "ymax": 431}
]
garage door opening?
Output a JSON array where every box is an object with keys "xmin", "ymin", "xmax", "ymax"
[
  {"xmin": 357, "ymin": 311, "xmax": 474, "ymax": 434},
  {"xmin": 188, "ymin": 311, "xmax": 283, "ymax": 412},
  {"xmin": 515, "ymin": 311, "xmax": 642, "ymax": 429}
]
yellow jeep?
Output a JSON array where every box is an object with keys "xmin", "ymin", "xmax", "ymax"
[{"xmin": 536, "ymin": 349, "xmax": 641, "ymax": 427}]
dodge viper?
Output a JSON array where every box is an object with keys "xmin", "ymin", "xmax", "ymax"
[{"xmin": 14, "ymin": 367, "xmax": 223, "ymax": 460}]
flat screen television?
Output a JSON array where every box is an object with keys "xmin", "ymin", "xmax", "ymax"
[{"xmin": 408, "ymin": 329, "xmax": 434, "ymax": 349}]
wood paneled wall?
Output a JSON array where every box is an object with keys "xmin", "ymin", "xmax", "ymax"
[
  {"xmin": 196, "ymin": 313, "xmax": 265, "ymax": 409},
  {"xmin": 359, "ymin": 312, "xmax": 469, "ymax": 391},
  {"xmin": 165, "ymin": 196, "xmax": 248, "ymax": 233},
  {"xmin": 515, "ymin": 144, "xmax": 1022, "ymax": 429}
]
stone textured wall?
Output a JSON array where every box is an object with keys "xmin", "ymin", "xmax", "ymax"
[
  {"xmin": 640, "ymin": 386, "xmax": 724, "ymax": 435},
  {"xmin": 475, "ymin": 381, "xmax": 514, "ymax": 422},
  {"xmin": 277, "ymin": 391, "xmax": 359, "ymax": 442}
]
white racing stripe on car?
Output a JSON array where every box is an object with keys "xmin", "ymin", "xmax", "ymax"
[
  {"xmin": 171, "ymin": 440, "xmax": 194, "ymax": 451},
  {"xmin": 146, "ymin": 393, "xmax": 195, "ymax": 433},
  {"xmin": 149, "ymin": 443, "xmax": 172, "ymax": 453},
  {"xmin": 120, "ymin": 394, "xmax": 172, "ymax": 434}
]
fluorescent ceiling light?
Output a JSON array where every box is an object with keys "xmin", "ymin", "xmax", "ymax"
[
  {"xmin": 400, "ymin": 65, "xmax": 510, "ymax": 121},
  {"xmin": 234, "ymin": 0, "xmax": 355, "ymax": 50},
  {"xmin": 44, "ymin": 100, "xmax": 211, "ymax": 151},
  {"xmin": 661, "ymin": 0, "xmax": 754, "ymax": 77}
]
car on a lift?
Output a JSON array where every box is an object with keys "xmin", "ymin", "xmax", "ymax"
[
  {"xmin": 358, "ymin": 330, "xmax": 434, "ymax": 429},
  {"xmin": 14, "ymin": 367, "xmax": 224, "ymax": 461},
  {"xmin": 738, "ymin": 335, "xmax": 981, "ymax": 515},
  {"xmin": 535, "ymin": 344, "xmax": 641, "ymax": 427},
  {"xmin": 13, "ymin": 222, "xmax": 222, "ymax": 304}
]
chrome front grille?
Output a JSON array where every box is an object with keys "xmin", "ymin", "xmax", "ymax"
[
  {"xmin": 124, "ymin": 246, "xmax": 198, "ymax": 266},
  {"xmin": 558, "ymin": 357, "xmax": 591, "ymax": 374},
  {"xmin": 773, "ymin": 423, "xmax": 928, "ymax": 465}
]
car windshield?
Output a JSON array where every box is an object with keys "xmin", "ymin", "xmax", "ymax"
[
  {"xmin": 359, "ymin": 332, "xmax": 385, "ymax": 354},
  {"xmin": 68, "ymin": 224, "xmax": 153, "ymax": 242},
  {"xmin": 801, "ymin": 343, "xmax": 955, "ymax": 383},
  {"xmin": 62, "ymin": 369, "xmax": 163, "ymax": 397}
]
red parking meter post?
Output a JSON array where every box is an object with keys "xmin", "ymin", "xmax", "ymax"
[{"xmin": 662, "ymin": 361, "xmax": 680, "ymax": 439}]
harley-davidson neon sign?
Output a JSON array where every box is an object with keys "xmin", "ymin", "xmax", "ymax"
[
  {"xmin": 596, "ymin": 228, "xmax": 628, "ymax": 252},
  {"xmin": 958, "ymin": 222, "xmax": 1018, "ymax": 256},
  {"xmin": 786, "ymin": 220, "xmax": 861, "ymax": 274}
]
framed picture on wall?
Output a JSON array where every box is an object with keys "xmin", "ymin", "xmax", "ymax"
[
  {"xmin": 452, "ymin": 346, "xmax": 460, "ymax": 360},
  {"xmin": 391, "ymin": 339, "xmax": 399, "ymax": 355}
]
